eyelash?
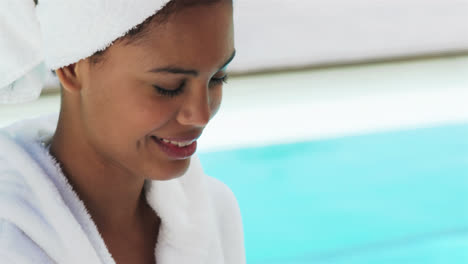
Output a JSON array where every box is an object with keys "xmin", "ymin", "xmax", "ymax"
[
  {"xmin": 154, "ymin": 82, "xmax": 186, "ymax": 98},
  {"xmin": 209, "ymin": 75, "xmax": 229, "ymax": 88},
  {"xmin": 154, "ymin": 75, "xmax": 229, "ymax": 98}
]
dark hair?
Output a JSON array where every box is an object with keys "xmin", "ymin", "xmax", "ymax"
[{"xmin": 89, "ymin": 0, "xmax": 227, "ymax": 64}]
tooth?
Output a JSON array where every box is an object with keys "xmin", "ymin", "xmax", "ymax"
[
  {"xmin": 159, "ymin": 138, "xmax": 193, "ymax": 147},
  {"xmin": 170, "ymin": 141, "xmax": 181, "ymax": 146}
]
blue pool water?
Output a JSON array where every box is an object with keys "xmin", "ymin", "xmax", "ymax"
[{"xmin": 198, "ymin": 123, "xmax": 468, "ymax": 263}]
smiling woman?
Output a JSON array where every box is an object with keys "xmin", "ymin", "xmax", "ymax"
[{"xmin": 0, "ymin": 1, "xmax": 244, "ymax": 264}]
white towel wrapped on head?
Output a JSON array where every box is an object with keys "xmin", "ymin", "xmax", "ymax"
[
  {"xmin": 0, "ymin": 0, "xmax": 171, "ymax": 104},
  {"xmin": 0, "ymin": 0, "xmax": 46, "ymax": 104},
  {"xmin": 36, "ymin": 0, "xmax": 171, "ymax": 70}
]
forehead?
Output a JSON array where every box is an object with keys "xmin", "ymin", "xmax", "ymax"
[{"xmin": 110, "ymin": 2, "xmax": 234, "ymax": 72}]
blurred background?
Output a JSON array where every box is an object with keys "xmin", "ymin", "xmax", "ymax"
[{"xmin": 1, "ymin": 1, "xmax": 468, "ymax": 263}]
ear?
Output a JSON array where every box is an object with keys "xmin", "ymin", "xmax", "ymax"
[{"xmin": 55, "ymin": 63, "xmax": 83, "ymax": 93}]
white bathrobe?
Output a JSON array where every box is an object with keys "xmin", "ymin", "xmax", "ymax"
[{"xmin": 0, "ymin": 115, "xmax": 245, "ymax": 264}]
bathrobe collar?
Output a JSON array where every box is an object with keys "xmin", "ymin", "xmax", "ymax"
[{"xmin": 0, "ymin": 115, "xmax": 216, "ymax": 264}]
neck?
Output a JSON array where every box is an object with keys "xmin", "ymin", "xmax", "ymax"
[{"xmin": 49, "ymin": 113, "xmax": 153, "ymax": 233}]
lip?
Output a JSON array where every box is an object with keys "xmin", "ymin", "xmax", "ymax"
[
  {"xmin": 154, "ymin": 132, "xmax": 202, "ymax": 142},
  {"xmin": 151, "ymin": 136, "xmax": 198, "ymax": 160}
]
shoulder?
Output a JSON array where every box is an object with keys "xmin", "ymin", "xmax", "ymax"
[
  {"xmin": 204, "ymin": 176, "xmax": 246, "ymax": 264},
  {"xmin": 205, "ymin": 176, "xmax": 241, "ymax": 214},
  {"xmin": 0, "ymin": 220, "xmax": 54, "ymax": 264},
  {"xmin": 204, "ymin": 176, "xmax": 243, "ymax": 229}
]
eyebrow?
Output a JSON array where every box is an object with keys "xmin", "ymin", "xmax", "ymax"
[{"xmin": 148, "ymin": 50, "xmax": 236, "ymax": 76}]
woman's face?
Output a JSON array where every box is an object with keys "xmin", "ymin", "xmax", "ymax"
[{"xmin": 74, "ymin": 1, "xmax": 234, "ymax": 181}]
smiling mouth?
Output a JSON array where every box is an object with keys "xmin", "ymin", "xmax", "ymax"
[
  {"xmin": 151, "ymin": 136, "xmax": 196, "ymax": 147},
  {"xmin": 150, "ymin": 135, "xmax": 198, "ymax": 160}
]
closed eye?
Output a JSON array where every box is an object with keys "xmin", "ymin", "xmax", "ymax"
[
  {"xmin": 153, "ymin": 81, "xmax": 186, "ymax": 98},
  {"xmin": 154, "ymin": 75, "xmax": 228, "ymax": 98},
  {"xmin": 209, "ymin": 75, "xmax": 229, "ymax": 88}
]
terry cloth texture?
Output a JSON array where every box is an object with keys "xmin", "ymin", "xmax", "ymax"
[
  {"xmin": 0, "ymin": 0, "xmax": 47, "ymax": 104},
  {"xmin": 0, "ymin": 115, "xmax": 245, "ymax": 264},
  {"xmin": 36, "ymin": 0, "xmax": 171, "ymax": 70},
  {"xmin": 0, "ymin": 0, "xmax": 171, "ymax": 104}
]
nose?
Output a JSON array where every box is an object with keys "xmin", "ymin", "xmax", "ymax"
[{"xmin": 176, "ymin": 83, "xmax": 212, "ymax": 127}]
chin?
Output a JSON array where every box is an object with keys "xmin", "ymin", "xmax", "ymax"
[{"xmin": 148, "ymin": 158, "xmax": 191, "ymax": 181}]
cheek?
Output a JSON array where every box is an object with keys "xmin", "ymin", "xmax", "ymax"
[
  {"xmin": 83, "ymin": 79, "xmax": 176, "ymax": 145},
  {"xmin": 118, "ymin": 87, "xmax": 182, "ymax": 139},
  {"xmin": 210, "ymin": 87, "xmax": 223, "ymax": 118},
  {"xmin": 133, "ymin": 97, "xmax": 177, "ymax": 135}
]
